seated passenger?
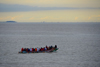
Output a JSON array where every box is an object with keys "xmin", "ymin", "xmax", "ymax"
[
  {"xmin": 49, "ymin": 46, "xmax": 51, "ymax": 50},
  {"xmin": 46, "ymin": 45, "xmax": 49, "ymax": 50},
  {"xmin": 30, "ymin": 48, "xmax": 32, "ymax": 52},
  {"xmin": 55, "ymin": 45, "xmax": 57, "ymax": 48},
  {"xmin": 44, "ymin": 47, "xmax": 47, "ymax": 51},
  {"xmin": 21, "ymin": 48, "xmax": 23, "ymax": 52},
  {"xmin": 35, "ymin": 48, "xmax": 37, "ymax": 52},
  {"xmin": 26, "ymin": 48, "xmax": 28, "ymax": 52},
  {"xmin": 43, "ymin": 47, "xmax": 45, "ymax": 51},
  {"xmin": 49, "ymin": 46, "xmax": 53, "ymax": 50},
  {"xmin": 37, "ymin": 47, "xmax": 40, "ymax": 52},
  {"xmin": 32, "ymin": 48, "xmax": 34, "ymax": 51},
  {"xmin": 28, "ymin": 48, "xmax": 30, "ymax": 52},
  {"xmin": 40, "ymin": 47, "xmax": 43, "ymax": 51}
]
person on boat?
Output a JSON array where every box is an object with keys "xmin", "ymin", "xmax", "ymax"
[
  {"xmin": 44, "ymin": 47, "xmax": 47, "ymax": 51},
  {"xmin": 46, "ymin": 45, "xmax": 48, "ymax": 48},
  {"xmin": 55, "ymin": 45, "xmax": 57, "ymax": 48},
  {"xmin": 46, "ymin": 45, "xmax": 49, "ymax": 50},
  {"xmin": 30, "ymin": 48, "xmax": 32, "ymax": 52},
  {"xmin": 23, "ymin": 48, "xmax": 26, "ymax": 51},
  {"xmin": 32, "ymin": 48, "xmax": 34, "ymax": 51},
  {"xmin": 37, "ymin": 47, "xmax": 40, "ymax": 52},
  {"xmin": 27, "ymin": 48, "xmax": 30, "ymax": 52},
  {"xmin": 26, "ymin": 48, "xmax": 28, "ymax": 52},
  {"xmin": 21, "ymin": 48, "xmax": 23, "ymax": 52},
  {"xmin": 34, "ymin": 48, "xmax": 35, "ymax": 51},
  {"xmin": 49, "ymin": 46, "xmax": 51, "ymax": 50},
  {"xmin": 42, "ymin": 47, "xmax": 44, "ymax": 51},
  {"xmin": 42, "ymin": 47, "xmax": 45, "ymax": 51},
  {"xmin": 49, "ymin": 46, "xmax": 53, "ymax": 50},
  {"xmin": 40, "ymin": 47, "xmax": 42, "ymax": 51},
  {"xmin": 40, "ymin": 47, "xmax": 43, "ymax": 51},
  {"xmin": 35, "ymin": 48, "xmax": 37, "ymax": 52}
]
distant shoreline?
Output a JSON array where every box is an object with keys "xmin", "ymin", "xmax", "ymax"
[
  {"xmin": 6, "ymin": 21, "xmax": 16, "ymax": 23},
  {"xmin": 0, "ymin": 21, "xmax": 100, "ymax": 23}
]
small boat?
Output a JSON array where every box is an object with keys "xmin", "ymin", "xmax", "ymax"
[{"xmin": 18, "ymin": 48, "xmax": 58, "ymax": 54}]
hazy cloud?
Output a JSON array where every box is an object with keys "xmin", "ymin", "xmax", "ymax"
[
  {"xmin": 0, "ymin": 15, "xmax": 23, "ymax": 20},
  {"xmin": 41, "ymin": 16, "xmax": 48, "ymax": 20},
  {"xmin": 88, "ymin": 15, "xmax": 100, "ymax": 20},
  {"xmin": 0, "ymin": 0, "xmax": 100, "ymax": 7},
  {"xmin": 88, "ymin": 17, "xmax": 91, "ymax": 20},
  {"xmin": 29, "ymin": 17, "xmax": 34, "ymax": 20},
  {"xmin": 75, "ymin": 17, "xmax": 78, "ymax": 20},
  {"xmin": 0, "ymin": 3, "xmax": 100, "ymax": 12}
]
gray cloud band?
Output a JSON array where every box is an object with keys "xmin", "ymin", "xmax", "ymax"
[{"xmin": 0, "ymin": 3, "xmax": 100, "ymax": 12}]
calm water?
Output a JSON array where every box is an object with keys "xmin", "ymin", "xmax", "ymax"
[{"xmin": 0, "ymin": 22, "xmax": 100, "ymax": 67}]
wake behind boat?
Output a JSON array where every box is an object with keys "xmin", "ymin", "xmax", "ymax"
[{"xmin": 18, "ymin": 45, "xmax": 58, "ymax": 53}]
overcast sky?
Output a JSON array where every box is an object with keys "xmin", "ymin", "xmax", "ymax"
[{"xmin": 0, "ymin": 0, "xmax": 100, "ymax": 22}]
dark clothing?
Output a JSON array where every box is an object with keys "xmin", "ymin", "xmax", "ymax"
[
  {"xmin": 40, "ymin": 48, "xmax": 42, "ymax": 51},
  {"xmin": 49, "ymin": 46, "xmax": 53, "ymax": 49},
  {"xmin": 23, "ymin": 48, "xmax": 26, "ymax": 51},
  {"xmin": 55, "ymin": 45, "xmax": 57, "ymax": 48},
  {"xmin": 46, "ymin": 46, "xmax": 49, "ymax": 50},
  {"xmin": 28, "ymin": 49, "xmax": 30, "ymax": 52}
]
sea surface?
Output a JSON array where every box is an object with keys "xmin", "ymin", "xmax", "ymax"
[{"xmin": 0, "ymin": 22, "xmax": 100, "ymax": 67}]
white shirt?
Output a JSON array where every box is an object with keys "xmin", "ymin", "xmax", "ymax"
[
  {"xmin": 37, "ymin": 47, "xmax": 40, "ymax": 51},
  {"xmin": 30, "ymin": 48, "xmax": 32, "ymax": 51},
  {"xmin": 45, "ymin": 47, "xmax": 47, "ymax": 50}
]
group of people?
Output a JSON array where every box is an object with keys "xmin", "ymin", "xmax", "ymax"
[{"xmin": 21, "ymin": 45, "xmax": 57, "ymax": 52}]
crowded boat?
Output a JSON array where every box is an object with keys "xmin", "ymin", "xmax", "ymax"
[{"xmin": 19, "ymin": 45, "xmax": 58, "ymax": 53}]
